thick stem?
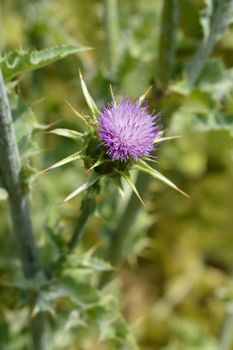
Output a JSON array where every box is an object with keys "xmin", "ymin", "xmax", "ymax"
[
  {"xmin": 186, "ymin": 0, "xmax": 233, "ymax": 89},
  {"xmin": 219, "ymin": 311, "xmax": 233, "ymax": 350},
  {"xmin": 157, "ymin": 0, "xmax": 179, "ymax": 88},
  {"xmin": 218, "ymin": 271, "xmax": 233, "ymax": 350},
  {"xmin": 0, "ymin": 69, "xmax": 46, "ymax": 350},
  {"xmin": 0, "ymin": 69, "xmax": 41, "ymax": 277},
  {"xmin": 104, "ymin": 0, "xmax": 119, "ymax": 78}
]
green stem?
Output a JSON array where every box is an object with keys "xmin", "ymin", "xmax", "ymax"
[
  {"xmin": 104, "ymin": 0, "xmax": 119, "ymax": 78},
  {"xmin": 219, "ymin": 310, "xmax": 233, "ymax": 350},
  {"xmin": 157, "ymin": 0, "xmax": 179, "ymax": 89},
  {"xmin": 186, "ymin": 0, "xmax": 233, "ymax": 89},
  {"xmin": 0, "ymin": 68, "xmax": 47, "ymax": 350},
  {"xmin": 52, "ymin": 186, "xmax": 98, "ymax": 278},
  {"xmin": 100, "ymin": 172, "xmax": 150, "ymax": 286},
  {"xmin": 68, "ymin": 189, "xmax": 97, "ymax": 253}
]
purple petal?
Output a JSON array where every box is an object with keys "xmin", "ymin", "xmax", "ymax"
[{"xmin": 98, "ymin": 98, "xmax": 162, "ymax": 162}]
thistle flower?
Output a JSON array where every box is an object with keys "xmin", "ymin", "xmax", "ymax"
[
  {"xmin": 98, "ymin": 98, "xmax": 162, "ymax": 162},
  {"xmin": 43, "ymin": 75, "xmax": 187, "ymax": 202}
]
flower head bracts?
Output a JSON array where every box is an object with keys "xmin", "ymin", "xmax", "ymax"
[
  {"xmin": 42, "ymin": 75, "xmax": 188, "ymax": 202},
  {"xmin": 98, "ymin": 98, "xmax": 162, "ymax": 162}
]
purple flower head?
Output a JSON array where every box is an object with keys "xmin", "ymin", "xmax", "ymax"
[{"xmin": 98, "ymin": 98, "xmax": 162, "ymax": 162}]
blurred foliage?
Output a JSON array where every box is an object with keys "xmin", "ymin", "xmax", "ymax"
[{"xmin": 0, "ymin": 0, "xmax": 233, "ymax": 349}]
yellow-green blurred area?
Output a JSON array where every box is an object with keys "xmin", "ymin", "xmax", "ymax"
[{"xmin": 0, "ymin": 0, "xmax": 233, "ymax": 349}]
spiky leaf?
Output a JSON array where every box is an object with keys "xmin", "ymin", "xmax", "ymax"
[
  {"xmin": 116, "ymin": 170, "xmax": 144, "ymax": 205},
  {"xmin": 79, "ymin": 71, "xmax": 100, "ymax": 121},
  {"xmin": 1, "ymin": 45, "xmax": 89, "ymax": 80},
  {"xmin": 63, "ymin": 173, "xmax": 100, "ymax": 202},
  {"xmin": 154, "ymin": 135, "xmax": 181, "ymax": 144},
  {"xmin": 48, "ymin": 128, "xmax": 84, "ymax": 142},
  {"xmin": 134, "ymin": 159, "xmax": 188, "ymax": 197},
  {"xmin": 139, "ymin": 85, "xmax": 152, "ymax": 103},
  {"xmin": 41, "ymin": 151, "xmax": 82, "ymax": 173},
  {"xmin": 66, "ymin": 101, "xmax": 93, "ymax": 129}
]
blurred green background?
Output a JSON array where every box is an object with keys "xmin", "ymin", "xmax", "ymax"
[{"xmin": 0, "ymin": 0, "xmax": 233, "ymax": 349}]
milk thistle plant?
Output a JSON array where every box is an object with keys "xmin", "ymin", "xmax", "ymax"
[
  {"xmin": 43, "ymin": 73, "xmax": 187, "ymax": 259},
  {"xmin": 0, "ymin": 50, "xmax": 187, "ymax": 348},
  {"xmin": 45, "ymin": 73, "xmax": 187, "ymax": 213},
  {"xmin": 1, "ymin": 0, "xmax": 233, "ymax": 347}
]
